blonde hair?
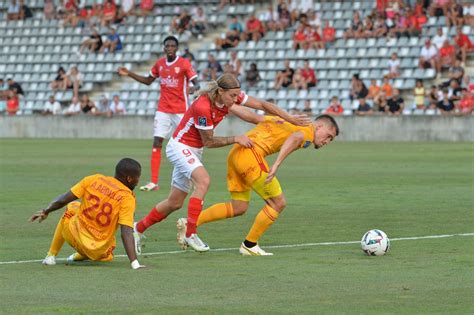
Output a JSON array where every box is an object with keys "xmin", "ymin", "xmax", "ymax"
[{"xmin": 198, "ymin": 73, "xmax": 241, "ymax": 103}]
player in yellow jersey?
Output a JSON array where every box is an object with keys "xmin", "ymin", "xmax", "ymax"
[
  {"xmin": 177, "ymin": 114, "xmax": 339, "ymax": 255},
  {"xmin": 29, "ymin": 158, "xmax": 146, "ymax": 269}
]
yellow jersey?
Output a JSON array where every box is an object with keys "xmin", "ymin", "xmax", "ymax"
[
  {"xmin": 246, "ymin": 116, "xmax": 315, "ymax": 156},
  {"xmin": 68, "ymin": 174, "xmax": 136, "ymax": 255}
]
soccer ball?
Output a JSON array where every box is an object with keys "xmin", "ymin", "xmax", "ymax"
[{"xmin": 361, "ymin": 229, "xmax": 390, "ymax": 256}]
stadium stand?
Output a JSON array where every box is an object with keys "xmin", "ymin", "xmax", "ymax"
[{"xmin": 0, "ymin": 0, "xmax": 472, "ymax": 116}]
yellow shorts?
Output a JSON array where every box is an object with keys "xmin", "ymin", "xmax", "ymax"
[
  {"xmin": 227, "ymin": 145, "xmax": 282, "ymax": 202},
  {"xmin": 61, "ymin": 202, "xmax": 114, "ymax": 262}
]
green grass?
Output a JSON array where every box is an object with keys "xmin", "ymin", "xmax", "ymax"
[{"xmin": 0, "ymin": 139, "xmax": 473, "ymax": 314}]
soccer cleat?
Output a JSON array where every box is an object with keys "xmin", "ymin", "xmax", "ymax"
[
  {"xmin": 176, "ymin": 218, "xmax": 188, "ymax": 250},
  {"xmin": 239, "ymin": 243, "xmax": 273, "ymax": 256},
  {"xmin": 42, "ymin": 255, "xmax": 56, "ymax": 265},
  {"xmin": 66, "ymin": 252, "xmax": 86, "ymax": 264},
  {"xmin": 140, "ymin": 182, "xmax": 159, "ymax": 192},
  {"xmin": 133, "ymin": 222, "xmax": 145, "ymax": 255},
  {"xmin": 184, "ymin": 233, "xmax": 210, "ymax": 252}
]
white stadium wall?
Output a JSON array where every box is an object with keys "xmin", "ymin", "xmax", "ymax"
[{"xmin": 0, "ymin": 116, "xmax": 473, "ymax": 141}]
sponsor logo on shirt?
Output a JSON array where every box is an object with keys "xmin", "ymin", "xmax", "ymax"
[
  {"xmin": 161, "ymin": 75, "xmax": 179, "ymax": 88},
  {"xmin": 198, "ymin": 116, "xmax": 207, "ymax": 126}
]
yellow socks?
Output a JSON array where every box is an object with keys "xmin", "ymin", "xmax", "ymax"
[
  {"xmin": 197, "ymin": 202, "xmax": 234, "ymax": 226},
  {"xmin": 47, "ymin": 217, "xmax": 66, "ymax": 257},
  {"xmin": 245, "ymin": 205, "xmax": 280, "ymax": 243}
]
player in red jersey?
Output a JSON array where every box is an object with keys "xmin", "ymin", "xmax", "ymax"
[
  {"xmin": 118, "ymin": 36, "xmax": 199, "ymax": 192},
  {"xmin": 133, "ymin": 73, "xmax": 311, "ymax": 253}
]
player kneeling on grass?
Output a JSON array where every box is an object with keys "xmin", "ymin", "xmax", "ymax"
[
  {"xmin": 190, "ymin": 114, "xmax": 339, "ymax": 256},
  {"xmin": 29, "ymin": 158, "xmax": 145, "ymax": 270}
]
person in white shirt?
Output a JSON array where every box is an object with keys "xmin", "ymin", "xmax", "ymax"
[
  {"xmin": 109, "ymin": 94, "xmax": 126, "ymax": 115},
  {"xmin": 431, "ymin": 27, "xmax": 447, "ymax": 49},
  {"xmin": 64, "ymin": 96, "xmax": 81, "ymax": 116},
  {"xmin": 387, "ymin": 52, "xmax": 400, "ymax": 78},
  {"xmin": 65, "ymin": 66, "xmax": 84, "ymax": 99},
  {"xmin": 42, "ymin": 95, "xmax": 62, "ymax": 115},
  {"xmin": 419, "ymin": 39, "xmax": 439, "ymax": 73}
]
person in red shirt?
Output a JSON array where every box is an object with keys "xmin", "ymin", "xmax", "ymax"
[
  {"xmin": 301, "ymin": 60, "xmax": 317, "ymax": 88},
  {"xmin": 6, "ymin": 91, "xmax": 19, "ymax": 116},
  {"xmin": 454, "ymin": 26, "xmax": 474, "ymax": 65},
  {"xmin": 241, "ymin": 14, "xmax": 265, "ymax": 42},
  {"xmin": 101, "ymin": 0, "xmax": 116, "ymax": 27},
  {"xmin": 132, "ymin": 73, "xmax": 311, "ymax": 253},
  {"xmin": 325, "ymin": 96, "xmax": 344, "ymax": 115},
  {"xmin": 456, "ymin": 88, "xmax": 473, "ymax": 115},
  {"xmin": 308, "ymin": 26, "xmax": 324, "ymax": 50},
  {"xmin": 118, "ymin": 36, "xmax": 199, "ymax": 192},
  {"xmin": 439, "ymin": 39, "xmax": 456, "ymax": 70},
  {"xmin": 292, "ymin": 24, "xmax": 306, "ymax": 50},
  {"xmin": 322, "ymin": 20, "xmax": 335, "ymax": 45},
  {"xmin": 138, "ymin": 0, "xmax": 153, "ymax": 16}
]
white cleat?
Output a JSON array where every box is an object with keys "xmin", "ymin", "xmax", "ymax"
[
  {"xmin": 140, "ymin": 182, "xmax": 159, "ymax": 192},
  {"xmin": 176, "ymin": 218, "xmax": 188, "ymax": 250},
  {"xmin": 184, "ymin": 233, "xmax": 210, "ymax": 252},
  {"xmin": 239, "ymin": 243, "xmax": 274, "ymax": 256},
  {"xmin": 66, "ymin": 253, "xmax": 76, "ymax": 264},
  {"xmin": 133, "ymin": 222, "xmax": 145, "ymax": 255},
  {"xmin": 42, "ymin": 255, "xmax": 56, "ymax": 265}
]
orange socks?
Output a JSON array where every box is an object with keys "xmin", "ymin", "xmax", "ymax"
[
  {"xmin": 245, "ymin": 205, "xmax": 279, "ymax": 243},
  {"xmin": 197, "ymin": 202, "xmax": 234, "ymax": 226}
]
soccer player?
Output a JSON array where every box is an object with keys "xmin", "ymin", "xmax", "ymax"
[
  {"xmin": 117, "ymin": 35, "xmax": 199, "ymax": 192},
  {"xmin": 189, "ymin": 114, "xmax": 339, "ymax": 255},
  {"xmin": 133, "ymin": 73, "xmax": 311, "ymax": 253},
  {"xmin": 29, "ymin": 158, "xmax": 145, "ymax": 269}
]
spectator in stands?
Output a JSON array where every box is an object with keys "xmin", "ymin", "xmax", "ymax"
[
  {"xmin": 101, "ymin": 0, "xmax": 117, "ymax": 27},
  {"xmin": 373, "ymin": 15, "xmax": 388, "ymax": 37},
  {"xmin": 201, "ymin": 54, "xmax": 222, "ymax": 80},
  {"xmin": 214, "ymin": 29, "xmax": 240, "ymax": 50},
  {"xmin": 171, "ymin": 9, "xmax": 192, "ymax": 35},
  {"xmin": 454, "ymin": 26, "xmax": 474, "ymax": 66},
  {"xmin": 42, "ymin": 95, "xmax": 62, "ymax": 115},
  {"xmin": 109, "ymin": 94, "xmax": 126, "ymax": 115},
  {"xmin": 381, "ymin": 76, "xmax": 393, "ymax": 99},
  {"xmin": 465, "ymin": 3, "xmax": 474, "ymax": 27},
  {"xmin": 448, "ymin": 79, "xmax": 462, "ymax": 103},
  {"xmin": 50, "ymin": 67, "xmax": 67, "ymax": 92},
  {"xmin": 292, "ymin": 69, "xmax": 307, "ymax": 90},
  {"xmin": 301, "ymin": 60, "xmax": 317, "ymax": 88},
  {"xmin": 432, "ymin": 27, "xmax": 447, "ymax": 50},
  {"xmin": 228, "ymin": 51, "xmax": 243, "ymax": 79},
  {"xmin": 62, "ymin": 0, "xmax": 79, "ymax": 27},
  {"xmin": 355, "ymin": 97, "xmax": 373, "ymax": 116},
  {"xmin": 65, "ymin": 66, "xmax": 83, "ymax": 99},
  {"xmin": 446, "ymin": 0, "xmax": 464, "ymax": 27},
  {"xmin": 43, "ymin": 0, "xmax": 56, "ymax": 20},
  {"xmin": 92, "ymin": 93, "xmax": 111, "ymax": 116},
  {"xmin": 228, "ymin": 15, "xmax": 244, "ymax": 34},
  {"xmin": 191, "ymin": 6, "xmax": 208, "ymax": 38},
  {"xmin": 19, "ymin": 0, "xmax": 33, "ymax": 20},
  {"xmin": 292, "ymin": 24, "xmax": 307, "ymax": 50},
  {"xmin": 308, "ymin": 26, "xmax": 324, "ymax": 50},
  {"xmin": 277, "ymin": 2, "xmax": 291, "ymax": 30},
  {"xmin": 117, "ymin": 0, "xmax": 135, "ymax": 21},
  {"xmin": 302, "ymin": 100, "xmax": 313, "ymax": 115},
  {"xmin": 0, "ymin": 79, "xmax": 9, "ymax": 100},
  {"xmin": 322, "ymin": 20, "xmax": 336, "ymax": 45},
  {"xmin": 361, "ymin": 16, "xmax": 375, "ymax": 38},
  {"xmin": 419, "ymin": 39, "xmax": 439, "ymax": 74},
  {"xmin": 307, "ymin": 10, "xmax": 321, "ymax": 29},
  {"xmin": 414, "ymin": 79, "xmax": 426, "ymax": 110},
  {"xmin": 137, "ymin": 0, "xmax": 153, "ymax": 16},
  {"xmin": 79, "ymin": 27, "xmax": 103, "ymax": 55},
  {"xmin": 439, "ymin": 39, "xmax": 457, "ymax": 72},
  {"xmin": 407, "ymin": 8, "xmax": 422, "ymax": 37},
  {"xmin": 6, "ymin": 91, "xmax": 19, "ymax": 116},
  {"xmin": 325, "ymin": 96, "xmax": 344, "ymax": 115},
  {"xmin": 429, "ymin": 0, "xmax": 451, "ymax": 17},
  {"xmin": 388, "ymin": 12, "xmax": 409, "ymax": 38},
  {"xmin": 447, "ymin": 58, "xmax": 465, "ymax": 85},
  {"xmin": 259, "ymin": 4, "xmax": 277, "ymax": 32},
  {"xmin": 64, "ymin": 96, "xmax": 81, "ymax": 116},
  {"xmin": 80, "ymin": 94, "xmax": 96, "ymax": 114},
  {"xmin": 7, "ymin": 78, "xmax": 24, "ymax": 97},
  {"xmin": 386, "ymin": 89, "xmax": 405, "ymax": 115},
  {"xmin": 274, "ymin": 59, "xmax": 294, "ymax": 90},
  {"xmin": 368, "ymin": 79, "xmax": 381, "ymax": 101},
  {"xmin": 245, "ymin": 63, "xmax": 261, "ymax": 88},
  {"xmin": 241, "ymin": 14, "xmax": 265, "ymax": 43},
  {"xmin": 437, "ymin": 88, "xmax": 455, "ymax": 114},
  {"xmin": 428, "ymin": 85, "xmax": 441, "ymax": 109},
  {"xmin": 100, "ymin": 27, "xmax": 122, "ymax": 54},
  {"xmin": 7, "ymin": 0, "xmax": 20, "ymax": 21},
  {"xmin": 456, "ymin": 88, "xmax": 473, "ymax": 115},
  {"xmin": 182, "ymin": 48, "xmax": 197, "ymax": 69},
  {"xmin": 349, "ymin": 74, "xmax": 368, "ymax": 101},
  {"xmin": 344, "ymin": 11, "xmax": 363, "ymax": 39},
  {"xmin": 386, "ymin": 52, "xmax": 401, "ymax": 79}
]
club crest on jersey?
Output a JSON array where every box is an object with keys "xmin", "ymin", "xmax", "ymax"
[
  {"xmin": 188, "ymin": 158, "xmax": 195, "ymax": 164},
  {"xmin": 198, "ymin": 116, "xmax": 207, "ymax": 126},
  {"xmin": 174, "ymin": 67, "xmax": 180, "ymax": 74},
  {"xmin": 303, "ymin": 141, "xmax": 311, "ymax": 148},
  {"xmin": 159, "ymin": 66, "xmax": 163, "ymax": 72}
]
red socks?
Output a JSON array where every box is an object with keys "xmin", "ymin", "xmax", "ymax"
[
  {"xmin": 150, "ymin": 147, "xmax": 161, "ymax": 184},
  {"xmin": 186, "ymin": 197, "xmax": 203, "ymax": 237},
  {"xmin": 136, "ymin": 207, "xmax": 166, "ymax": 233}
]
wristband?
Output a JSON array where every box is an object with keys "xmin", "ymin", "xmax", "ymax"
[{"xmin": 131, "ymin": 260, "xmax": 140, "ymax": 269}]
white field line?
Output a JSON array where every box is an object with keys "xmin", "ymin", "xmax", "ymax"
[{"xmin": 1, "ymin": 232, "xmax": 473, "ymax": 266}]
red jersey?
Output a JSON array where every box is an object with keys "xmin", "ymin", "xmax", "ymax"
[
  {"xmin": 7, "ymin": 97, "xmax": 19, "ymax": 115},
  {"xmin": 294, "ymin": 30, "xmax": 306, "ymax": 42},
  {"xmin": 150, "ymin": 56, "xmax": 197, "ymax": 114},
  {"xmin": 325, "ymin": 104, "xmax": 344, "ymax": 114},
  {"xmin": 301, "ymin": 68, "xmax": 317, "ymax": 84},
  {"xmin": 323, "ymin": 27, "xmax": 335, "ymax": 42},
  {"xmin": 456, "ymin": 34, "xmax": 474, "ymax": 49},
  {"xmin": 140, "ymin": 0, "xmax": 153, "ymax": 10},
  {"xmin": 440, "ymin": 45, "xmax": 455, "ymax": 57},
  {"xmin": 172, "ymin": 91, "xmax": 248, "ymax": 148},
  {"xmin": 459, "ymin": 97, "xmax": 474, "ymax": 113}
]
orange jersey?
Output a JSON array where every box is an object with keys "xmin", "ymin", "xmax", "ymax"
[
  {"xmin": 246, "ymin": 116, "xmax": 315, "ymax": 157},
  {"xmin": 68, "ymin": 174, "xmax": 136, "ymax": 256}
]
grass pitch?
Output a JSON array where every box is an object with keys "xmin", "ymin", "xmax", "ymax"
[{"xmin": 0, "ymin": 139, "xmax": 473, "ymax": 314}]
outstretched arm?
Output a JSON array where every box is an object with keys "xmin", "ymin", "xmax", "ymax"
[
  {"xmin": 121, "ymin": 225, "xmax": 145, "ymax": 269},
  {"xmin": 265, "ymin": 131, "xmax": 305, "ymax": 184},
  {"xmin": 29, "ymin": 191, "xmax": 78, "ymax": 222},
  {"xmin": 117, "ymin": 67, "xmax": 156, "ymax": 86},
  {"xmin": 229, "ymin": 105, "xmax": 265, "ymax": 125},
  {"xmin": 198, "ymin": 129, "xmax": 253, "ymax": 148},
  {"xmin": 244, "ymin": 96, "xmax": 312, "ymax": 126}
]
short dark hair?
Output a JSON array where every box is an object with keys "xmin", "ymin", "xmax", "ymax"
[
  {"xmin": 315, "ymin": 114, "xmax": 339, "ymax": 136},
  {"xmin": 115, "ymin": 158, "xmax": 141, "ymax": 178},
  {"xmin": 163, "ymin": 35, "xmax": 179, "ymax": 46}
]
